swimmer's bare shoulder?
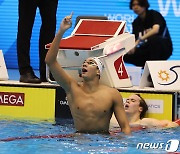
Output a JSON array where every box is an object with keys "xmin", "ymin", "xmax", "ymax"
[
  {"xmin": 108, "ymin": 86, "xmax": 122, "ymax": 100},
  {"xmin": 99, "ymin": 85, "xmax": 122, "ymax": 99},
  {"xmin": 100, "ymin": 84, "xmax": 120, "ymax": 93}
]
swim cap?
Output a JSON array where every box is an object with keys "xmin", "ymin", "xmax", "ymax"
[{"xmin": 91, "ymin": 57, "xmax": 104, "ymax": 75}]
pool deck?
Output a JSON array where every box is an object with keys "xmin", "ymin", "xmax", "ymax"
[{"xmin": 0, "ymin": 69, "xmax": 179, "ymax": 121}]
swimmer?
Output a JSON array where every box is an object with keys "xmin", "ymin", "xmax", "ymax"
[
  {"xmin": 110, "ymin": 94, "xmax": 179, "ymax": 130},
  {"xmin": 45, "ymin": 13, "xmax": 131, "ymax": 135}
]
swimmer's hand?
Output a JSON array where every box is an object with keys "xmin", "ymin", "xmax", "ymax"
[{"xmin": 60, "ymin": 12, "xmax": 73, "ymax": 31}]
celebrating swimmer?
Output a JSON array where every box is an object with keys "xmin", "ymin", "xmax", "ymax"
[{"xmin": 45, "ymin": 13, "xmax": 131, "ymax": 135}]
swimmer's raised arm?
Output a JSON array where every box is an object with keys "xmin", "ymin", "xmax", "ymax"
[{"xmin": 45, "ymin": 13, "xmax": 75, "ymax": 92}]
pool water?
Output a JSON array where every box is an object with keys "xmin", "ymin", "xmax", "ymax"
[{"xmin": 0, "ymin": 119, "xmax": 179, "ymax": 154}]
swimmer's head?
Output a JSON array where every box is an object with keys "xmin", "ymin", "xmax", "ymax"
[
  {"xmin": 135, "ymin": 94, "xmax": 148, "ymax": 119},
  {"xmin": 79, "ymin": 57, "xmax": 104, "ymax": 78},
  {"xmin": 91, "ymin": 57, "xmax": 104, "ymax": 75},
  {"xmin": 124, "ymin": 94, "xmax": 148, "ymax": 119}
]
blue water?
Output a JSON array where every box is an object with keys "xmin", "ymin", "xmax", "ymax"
[{"xmin": 0, "ymin": 119, "xmax": 179, "ymax": 154}]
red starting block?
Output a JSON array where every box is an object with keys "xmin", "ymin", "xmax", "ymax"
[{"xmin": 46, "ymin": 19, "xmax": 135, "ymax": 88}]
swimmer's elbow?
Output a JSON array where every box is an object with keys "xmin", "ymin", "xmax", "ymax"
[
  {"xmin": 45, "ymin": 54, "xmax": 50, "ymax": 65},
  {"xmin": 45, "ymin": 56, "xmax": 56, "ymax": 67},
  {"xmin": 45, "ymin": 57, "xmax": 49, "ymax": 66},
  {"xmin": 45, "ymin": 55, "xmax": 51, "ymax": 66}
]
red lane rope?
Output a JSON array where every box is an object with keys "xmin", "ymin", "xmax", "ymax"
[
  {"xmin": 2, "ymin": 120, "xmax": 179, "ymax": 142},
  {"xmin": 0, "ymin": 134, "xmax": 74, "ymax": 142}
]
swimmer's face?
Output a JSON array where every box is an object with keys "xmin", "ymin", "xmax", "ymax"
[
  {"xmin": 80, "ymin": 58, "xmax": 100, "ymax": 79},
  {"xmin": 124, "ymin": 94, "xmax": 142, "ymax": 114}
]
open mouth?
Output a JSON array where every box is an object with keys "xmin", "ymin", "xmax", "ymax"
[
  {"xmin": 124, "ymin": 103, "xmax": 129, "ymax": 109},
  {"xmin": 81, "ymin": 68, "xmax": 88, "ymax": 73}
]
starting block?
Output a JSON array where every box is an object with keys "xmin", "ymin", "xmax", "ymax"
[
  {"xmin": 140, "ymin": 61, "xmax": 180, "ymax": 90},
  {"xmin": 0, "ymin": 50, "xmax": 9, "ymax": 81},
  {"xmin": 46, "ymin": 19, "xmax": 135, "ymax": 88}
]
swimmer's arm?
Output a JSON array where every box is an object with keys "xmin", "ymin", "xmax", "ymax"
[
  {"xmin": 112, "ymin": 89, "xmax": 131, "ymax": 135},
  {"xmin": 141, "ymin": 118, "xmax": 178, "ymax": 128},
  {"xmin": 163, "ymin": 120, "xmax": 178, "ymax": 128},
  {"xmin": 45, "ymin": 13, "xmax": 75, "ymax": 92},
  {"xmin": 141, "ymin": 118, "xmax": 162, "ymax": 127}
]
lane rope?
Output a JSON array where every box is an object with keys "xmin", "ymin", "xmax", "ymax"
[{"xmin": 0, "ymin": 134, "xmax": 73, "ymax": 142}]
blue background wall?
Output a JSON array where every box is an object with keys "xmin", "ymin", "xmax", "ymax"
[{"xmin": 0, "ymin": 0, "xmax": 179, "ymax": 70}]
